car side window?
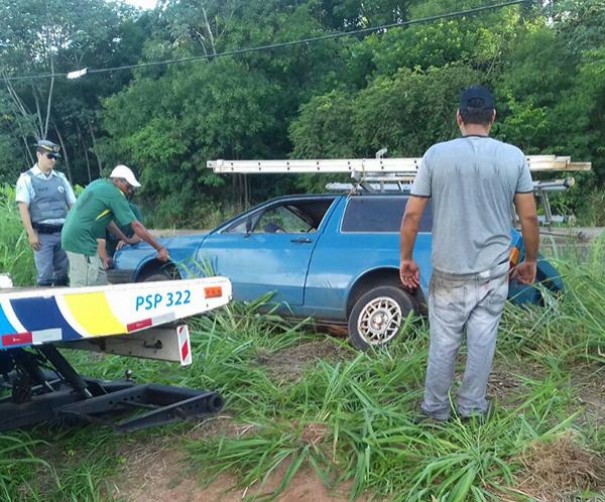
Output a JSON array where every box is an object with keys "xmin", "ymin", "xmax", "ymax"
[
  {"xmin": 223, "ymin": 218, "xmax": 250, "ymax": 234},
  {"xmin": 341, "ymin": 196, "xmax": 433, "ymax": 233},
  {"xmin": 221, "ymin": 197, "xmax": 335, "ymax": 235},
  {"xmin": 255, "ymin": 206, "xmax": 313, "ymax": 234}
]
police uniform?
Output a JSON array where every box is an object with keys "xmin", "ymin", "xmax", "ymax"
[{"xmin": 15, "ymin": 141, "xmax": 76, "ymax": 286}]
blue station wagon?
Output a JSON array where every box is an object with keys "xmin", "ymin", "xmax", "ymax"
[{"xmin": 108, "ymin": 192, "xmax": 562, "ymax": 350}]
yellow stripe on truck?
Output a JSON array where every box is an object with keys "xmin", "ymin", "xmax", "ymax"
[{"xmin": 64, "ymin": 292, "xmax": 125, "ymax": 336}]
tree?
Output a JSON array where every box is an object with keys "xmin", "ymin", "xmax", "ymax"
[
  {"xmin": 359, "ymin": 0, "xmax": 536, "ymax": 77},
  {"xmin": 290, "ymin": 90, "xmax": 357, "ymax": 158},
  {"xmin": 551, "ymin": 0, "xmax": 605, "ymax": 54},
  {"xmin": 308, "ymin": 0, "xmax": 414, "ymax": 30},
  {"xmin": 0, "ymin": 0, "xmax": 143, "ymax": 182},
  {"xmin": 493, "ymin": 26, "xmax": 576, "ymax": 153},
  {"xmin": 352, "ymin": 65, "xmax": 483, "ymax": 157},
  {"xmin": 100, "ymin": 57, "xmax": 285, "ymax": 225}
]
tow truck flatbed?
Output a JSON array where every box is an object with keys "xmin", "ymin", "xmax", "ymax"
[
  {"xmin": 1, "ymin": 278, "xmax": 231, "ymax": 349},
  {"xmin": 0, "ymin": 277, "xmax": 232, "ymax": 432}
]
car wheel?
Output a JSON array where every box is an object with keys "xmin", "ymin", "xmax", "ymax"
[
  {"xmin": 348, "ymin": 285, "xmax": 415, "ymax": 351},
  {"xmin": 140, "ymin": 269, "xmax": 179, "ymax": 282}
]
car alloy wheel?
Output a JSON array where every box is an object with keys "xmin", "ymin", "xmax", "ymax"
[
  {"xmin": 358, "ymin": 295, "xmax": 401, "ymax": 341},
  {"xmin": 348, "ymin": 285, "xmax": 415, "ymax": 351}
]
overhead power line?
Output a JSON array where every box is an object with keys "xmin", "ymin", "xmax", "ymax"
[{"xmin": 3, "ymin": 0, "xmax": 529, "ymax": 83}]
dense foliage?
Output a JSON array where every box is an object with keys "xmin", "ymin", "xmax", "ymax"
[{"xmin": 1, "ymin": 0, "xmax": 605, "ymax": 227}]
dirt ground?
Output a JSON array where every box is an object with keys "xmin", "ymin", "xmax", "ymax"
[
  {"xmin": 105, "ymin": 341, "xmax": 605, "ymax": 502},
  {"xmin": 111, "ymin": 340, "xmax": 361, "ymax": 502},
  {"xmin": 111, "ymin": 434, "xmax": 605, "ymax": 502},
  {"xmin": 111, "ymin": 438, "xmax": 358, "ymax": 502}
]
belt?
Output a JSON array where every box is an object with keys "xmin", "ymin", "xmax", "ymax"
[{"xmin": 33, "ymin": 223, "xmax": 63, "ymax": 234}]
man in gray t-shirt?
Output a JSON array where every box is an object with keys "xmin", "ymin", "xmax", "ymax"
[{"xmin": 399, "ymin": 85, "xmax": 539, "ymax": 422}]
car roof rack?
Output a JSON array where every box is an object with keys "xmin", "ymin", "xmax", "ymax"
[
  {"xmin": 324, "ymin": 178, "xmax": 575, "ymax": 195},
  {"xmin": 207, "ymin": 155, "xmax": 591, "ymax": 227}
]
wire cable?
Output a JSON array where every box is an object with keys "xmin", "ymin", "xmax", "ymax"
[{"xmin": 3, "ymin": 0, "xmax": 530, "ymax": 82}]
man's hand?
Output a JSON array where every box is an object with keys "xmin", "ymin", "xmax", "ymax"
[
  {"xmin": 157, "ymin": 247, "xmax": 170, "ymax": 262},
  {"xmin": 28, "ymin": 232, "xmax": 40, "ymax": 251},
  {"xmin": 17, "ymin": 204, "xmax": 40, "ymax": 251},
  {"xmin": 115, "ymin": 236, "xmax": 141, "ymax": 251},
  {"xmin": 400, "ymin": 260, "xmax": 420, "ymax": 289},
  {"xmin": 511, "ymin": 260, "xmax": 537, "ymax": 285},
  {"xmin": 399, "ymin": 196, "xmax": 428, "ymax": 291},
  {"xmin": 96, "ymin": 238, "xmax": 112, "ymax": 270}
]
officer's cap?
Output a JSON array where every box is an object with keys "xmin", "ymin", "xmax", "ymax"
[{"xmin": 35, "ymin": 140, "xmax": 61, "ymax": 156}]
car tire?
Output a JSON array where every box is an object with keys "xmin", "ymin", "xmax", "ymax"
[
  {"xmin": 348, "ymin": 285, "xmax": 415, "ymax": 351},
  {"xmin": 141, "ymin": 269, "xmax": 178, "ymax": 282}
]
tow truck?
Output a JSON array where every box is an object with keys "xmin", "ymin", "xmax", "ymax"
[{"xmin": 0, "ymin": 275, "xmax": 232, "ymax": 432}]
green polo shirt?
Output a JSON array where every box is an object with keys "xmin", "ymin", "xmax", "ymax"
[
  {"xmin": 106, "ymin": 202, "xmax": 144, "ymax": 255},
  {"xmin": 61, "ymin": 179, "xmax": 136, "ymax": 256}
]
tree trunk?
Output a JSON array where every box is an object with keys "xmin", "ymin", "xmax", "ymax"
[
  {"xmin": 53, "ymin": 125, "xmax": 73, "ymax": 183},
  {"xmin": 88, "ymin": 119, "xmax": 103, "ymax": 177},
  {"xmin": 77, "ymin": 123, "xmax": 92, "ymax": 183},
  {"xmin": 31, "ymin": 86, "xmax": 44, "ymax": 139},
  {"xmin": 7, "ymin": 119, "xmax": 35, "ymax": 168},
  {"xmin": 43, "ymin": 57, "xmax": 55, "ymax": 139},
  {"xmin": 20, "ymin": 135, "xmax": 34, "ymax": 168},
  {"xmin": 202, "ymin": 7, "xmax": 218, "ymax": 56},
  {"xmin": 1, "ymin": 71, "xmax": 38, "ymax": 153}
]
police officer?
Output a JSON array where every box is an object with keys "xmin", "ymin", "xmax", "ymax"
[{"xmin": 15, "ymin": 140, "xmax": 77, "ymax": 287}]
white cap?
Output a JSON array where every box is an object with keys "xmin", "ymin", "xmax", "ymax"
[{"xmin": 109, "ymin": 164, "xmax": 141, "ymax": 188}]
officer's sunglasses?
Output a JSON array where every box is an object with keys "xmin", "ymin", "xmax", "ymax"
[{"xmin": 46, "ymin": 154, "xmax": 59, "ymax": 161}]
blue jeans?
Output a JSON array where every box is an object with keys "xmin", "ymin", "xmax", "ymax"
[
  {"xmin": 34, "ymin": 232, "xmax": 69, "ymax": 286},
  {"xmin": 422, "ymin": 262, "xmax": 509, "ymax": 420}
]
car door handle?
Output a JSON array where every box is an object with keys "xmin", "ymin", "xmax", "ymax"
[{"xmin": 291, "ymin": 238, "xmax": 313, "ymax": 244}]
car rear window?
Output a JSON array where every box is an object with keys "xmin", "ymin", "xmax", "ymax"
[{"xmin": 341, "ymin": 196, "xmax": 433, "ymax": 233}]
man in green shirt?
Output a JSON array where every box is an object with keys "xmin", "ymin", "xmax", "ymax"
[
  {"xmin": 61, "ymin": 165, "xmax": 169, "ymax": 287},
  {"xmin": 105, "ymin": 201, "xmax": 144, "ymax": 256}
]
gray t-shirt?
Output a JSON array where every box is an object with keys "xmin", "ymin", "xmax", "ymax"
[{"xmin": 411, "ymin": 136, "xmax": 533, "ymax": 275}]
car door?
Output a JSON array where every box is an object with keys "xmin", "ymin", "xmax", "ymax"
[{"xmin": 196, "ymin": 199, "xmax": 322, "ymax": 306}]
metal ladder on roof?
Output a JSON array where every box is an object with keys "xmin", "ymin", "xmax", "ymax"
[
  {"xmin": 207, "ymin": 154, "xmax": 591, "ymax": 225},
  {"xmin": 207, "ymin": 155, "xmax": 591, "ymax": 175}
]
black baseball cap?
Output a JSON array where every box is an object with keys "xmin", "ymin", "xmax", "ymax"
[{"xmin": 459, "ymin": 85, "xmax": 495, "ymax": 111}]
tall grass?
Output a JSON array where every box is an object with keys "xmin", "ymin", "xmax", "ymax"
[
  {"xmin": 2, "ymin": 286, "xmax": 604, "ymax": 500},
  {"xmin": 575, "ymin": 188, "xmax": 605, "ymax": 227},
  {"xmin": 183, "ymin": 320, "xmax": 589, "ymax": 501},
  {"xmin": 0, "ymin": 433, "xmax": 57, "ymax": 501},
  {"xmin": 0, "ymin": 185, "xmax": 35, "ymax": 286},
  {"xmin": 499, "ymin": 235, "xmax": 605, "ymax": 364},
  {"xmin": 1, "ymin": 200, "xmax": 604, "ymax": 499},
  {"xmin": 180, "ymin": 242, "xmax": 605, "ymax": 501}
]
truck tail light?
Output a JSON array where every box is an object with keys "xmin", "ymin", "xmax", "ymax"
[{"xmin": 204, "ymin": 286, "xmax": 223, "ymax": 299}]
